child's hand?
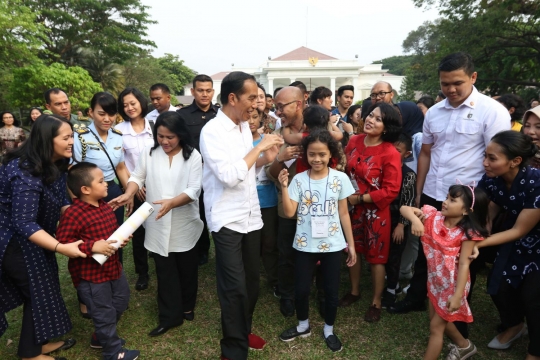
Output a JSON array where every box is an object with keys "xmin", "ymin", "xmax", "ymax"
[
  {"xmin": 411, "ymin": 219, "xmax": 425, "ymax": 237},
  {"xmin": 346, "ymin": 244, "xmax": 357, "ymax": 267},
  {"xmin": 392, "ymin": 224, "xmax": 405, "ymax": 244},
  {"xmin": 341, "ymin": 120, "xmax": 353, "ymax": 134},
  {"xmin": 278, "ymin": 169, "xmax": 289, "ymax": 188},
  {"xmin": 468, "ymin": 244, "xmax": 480, "ymax": 260},
  {"xmin": 119, "ymin": 235, "xmax": 132, "ymax": 248},
  {"xmin": 92, "ymin": 239, "xmax": 117, "ymax": 257},
  {"xmin": 446, "ymin": 294, "xmax": 461, "ymax": 313},
  {"xmin": 413, "ymin": 208, "xmax": 426, "ymax": 223}
]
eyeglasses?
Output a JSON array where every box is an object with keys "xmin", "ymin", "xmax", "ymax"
[
  {"xmin": 275, "ymin": 100, "xmax": 297, "ymax": 112},
  {"xmin": 370, "ymin": 91, "xmax": 392, "ymax": 99}
]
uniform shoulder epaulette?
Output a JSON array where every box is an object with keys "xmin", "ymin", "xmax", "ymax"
[
  {"xmin": 75, "ymin": 128, "xmax": 90, "ymax": 135},
  {"xmin": 111, "ymin": 128, "xmax": 123, "ymax": 135}
]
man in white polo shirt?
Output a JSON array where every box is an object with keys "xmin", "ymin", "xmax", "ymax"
[
  {"xmin": 389, "ymin": 52, "xmax": 510, "ymax": 358},
  {"xmin": 146, "ymin": 83, "xmax": 177, "ymax": 122},
  {"xmin": 200, "ymin": 71, "xmax": 283, "ymax": 360}
]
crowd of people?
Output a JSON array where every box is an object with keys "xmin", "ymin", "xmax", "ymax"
[{"xmin": 1, "ymin": 51, "xmax": 540, "ymax": 360}]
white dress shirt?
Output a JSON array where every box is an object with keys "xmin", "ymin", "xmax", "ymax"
[
  {"xmin": 200, "ymin": 109, "xmax": 263, "ymax": 233},
  {"xmin": 128, "ymin": 145, "xmax": 203, "ymax": 256},
  {"xmin": 114, "ymin": 119, "xmax": 154, "ymax": 173},
  {"xmin": 422, "ymin": 86, "xmax": 510, "ymax": 201},
  {"xmin": 145, "ymin": 105, "xmax": 178, "ymax": 122}
]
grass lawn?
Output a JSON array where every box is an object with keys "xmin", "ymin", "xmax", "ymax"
[{"xmin": 0, "ymin": 243, "xmax": 530, "ymax": 359}]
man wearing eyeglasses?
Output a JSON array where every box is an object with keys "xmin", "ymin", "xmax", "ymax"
[{"xmin": 178, "ymin": 74, "xmax": 219, "ymax": 266}]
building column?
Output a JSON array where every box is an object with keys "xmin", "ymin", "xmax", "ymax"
[
  {"xmin": 330, "ymin": 77, "xmax": 336, "ymax": 105},
  {"xmin": 268, "ymin": 78, "xmax": 274, "ymax": 96},
  {"xmin": 352, "ymin": 77, "xmax": 359, "ymax": 103}
]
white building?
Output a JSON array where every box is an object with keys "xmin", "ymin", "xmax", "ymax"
[{"xmin": 209, "ymin": 46, "xmax": 404, "ymax": 105}]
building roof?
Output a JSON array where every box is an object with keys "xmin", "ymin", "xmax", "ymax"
[
  {"xmin": 210, "ymin": 71, "xmax": 230, "ymax": 80},
  {"xmin": 272, "ymin": 46, "xmax": 337, "ymax": 61}
]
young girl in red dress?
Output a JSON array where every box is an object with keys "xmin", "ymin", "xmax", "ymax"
[{"xmin": 401, "ymin": 184, "xmax": 489, "ymax": 360}]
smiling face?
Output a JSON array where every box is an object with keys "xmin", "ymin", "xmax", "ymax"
[
  {"xmin": 363, "ymin": 107, "xmax": 385, "ymax": 137},
  {"xmin": 89, "ymin": 104, "xmax": 116, "ymax": 133},
  {"xmin": 257, "ymin": 87, "xmax": 266, "ymax": 112},
  {"xmin": 122, "ymin": 93, "xmax": 143, "ymax": 120},
  {"xmin": 157, "ymin": 125, "xmax": 180, "ymax": 154},
  {"xmin": 307, "ymin": 140, "xmax": 331, "ymax": 173},
  {"xmin": 439, "ymin": 69, "xmax": 477, "ymax": 108},
  {"xmin": 2, "ymin": 113, "xmax": 14, "ymax": 126},
  {"xmin": 483, "ymin": 141, "xmax": 520, "ymax": 178},
  {"xmin": 230, "ymin": 80, "xmax": 258, "ymax": 123},
  {"xmin": 248, "ymin": 111, "xmax": 261, "ymax": 135},
  {"xmin": 52, "ymin": 121, "xmax": 74, "ymax": 161},
  {"xmin": 523, "ymin": 113, "xmax": 540, "ymax": 145},
  {"xmin": 30, "ymin": 109, "xmax": 41, "ymax": 121},
  {"xmin": 441, "ymin": 192, "xmax": 467, "ymax": 217}
]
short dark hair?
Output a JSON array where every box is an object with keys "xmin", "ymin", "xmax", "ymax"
[
  {"xmin": 438, "ymin": 52, "xmax": 475, "ymax": 76},
  {"xmin": 90, "ymin": 92, "xmax": 117, "ymax": 116},
  {"xmin": 497, "ymin": 94, "xmax": 526, "ymax": 121},
  {"xmin": 289, "ymin": 81, "xmax": 307, "ymax": 94},
  {"xmin": 220, "ymin": 71, "xmax": 256, "ymax": 105},
  {"xmin": 257, "ymin": 82, "xmax": 266, "ymax": 93},
  {"xmin": 309, "ymin": 87, "xmax": 332, "ymax": 105},
  {"xmin": 0, "ymin": 111, "xmax": 21, "ymax": 127},
  {"xmin": 416, "ymin": 95, "xmax": 435, "ymax": 110},
  {"xmin": 150, "ymin": 83, "xmax": 171, "ymax": 94},
  {"xmin": 273, "ymin": 87, "xmax": 283, "ymax": 98},
  {"xmin": 437, "ymin": 90, "xmax": 446, "ymax": 100},
  {"xmin": 303, "ymin": 105, "xmax": 329, "ymax": 130},
  {"xmin": 337, "ymin": 85, "xmax": 354, "ymax": 97},
  {"xmin": 395, "ymin": 133, "xmax": 412, "ymax": 152},
  {"xmin": 44, "ymin": 88, "xmax": 68, "ymax": 105},
  {"xmin": 118, "ymin": 87, "xmax": 149, "ymax": 120},
  {"xmin": 490, "ymin": 130, "xmax": 538, "ymax": 168},
  {"xmin": 193, "ymin": 74, "xmax": 213, "ymax": 87},
  {"xmin": 346, "ymin": 104, "xmax": 361, "ymax": 121},
  {"xmin": 67, "ymin": 162, "xmax": 99, "ymax": 198},
  {"xmin": 366, "ymin": 102, "xmax": 402, "ymax": 143},
  {"xmin": 265, "ymin": 94, "xmax": 272, "ymax": 99},
  {"xmin": 151, "ymin": 111, "xmax": 195, "ymax": 161},
  {"xmin": 3, "ymin": 114, "xmax": 71, "ymax": 184}
]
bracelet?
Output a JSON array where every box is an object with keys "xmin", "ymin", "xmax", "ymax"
[
  {"xmin": 54, "ymin": 242, "xmax": 60, "ymax": 253},
  {"xmin": 348, "ymin": 132, "xmax": 354, "ymax": 136}
]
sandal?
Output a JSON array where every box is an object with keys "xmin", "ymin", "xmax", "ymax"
[
  {"xmin": 364, "ymin": 304, "xmax": 381, "ymax": 323},
  {"xmin": 338, "ymin": 292, "xmax": 361, "ymax": 307}
]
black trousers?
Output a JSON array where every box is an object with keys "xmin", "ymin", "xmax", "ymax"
[
  {"xmin": 385, "ymin": 224, "xmax": 409, "ymax": 290},
  {"xmin": 491, "ymin": 271, "xmax": 540, "ymax": 356},
  {"xmin": 132, "ymin": 195, "xmax": 149, "ymax": 275},
  {"xmin": 260, "ymin": 207, "xmax": 279, "ymax": 288},
  {"xmin": 153, "ymin": 246, "xmax": 199, "ymax": 327},
  {"xmin": 295, "ymin": 250, "xmax": 341, "ymax": 326},
  {"xmin": 277, "ymin": 217, "xmax": 297, "ymax": 300},
  {"xmin": 2, "ymin": 241, "xmax": 44, "ymax": 358},
  {"xmin": 104, "ymin": 181, "xmax": 124, "ymax": 263},
  {"xmin": 212, "ymin": 227, "xmax": 261, "ymax": 360},
  {"xmin": 196, "ymin": 190, "xmax": 210, "ymax": 257}
]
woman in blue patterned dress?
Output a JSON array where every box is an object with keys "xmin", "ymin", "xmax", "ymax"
[
  {"xmin": 0, "ymin": 115, "xmax": 86, "ymax": 360},
  {"xmin": 474, "ymin": 130, "xmax": 540, "ymax": 359}
]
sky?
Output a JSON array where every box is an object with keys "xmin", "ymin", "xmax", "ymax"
[{"xmin": 139, "ymin": 0, "xmax": 440, "ymax": 76}]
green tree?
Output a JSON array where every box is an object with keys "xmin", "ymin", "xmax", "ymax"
[
  {"xmin": 25, "ymin": 0, "xmax": 157, "ymax": 65},
  {"xmin": 373, "ymin": 55, "xmax": 416, "ymax": 76},
  {"xmin": 157, "ymin": 54, "xmax": 197, "ymax": 95},
  {"xmin": 8, "ymin": 63, "xmax": 102, "ymax": 110},
  {"xmin": 77, "ymin": 48, "xmax": 125, "ymax": 96}
]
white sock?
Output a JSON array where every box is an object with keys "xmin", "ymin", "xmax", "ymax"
[
  {"xmin": 297, "ymin": 319, "xmax": 309, "ymax": 332},
  {"xmin": 323, "ymin": 324, "xmax": 334, "ymax": 338},
  {"xmin": 387, "ymin": 288, "xmax": 396, "ymax": 295}
]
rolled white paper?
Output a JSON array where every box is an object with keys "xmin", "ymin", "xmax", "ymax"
[{"xmin": 93, "ymin": 202, "xmax": 155, "ymax": 265}]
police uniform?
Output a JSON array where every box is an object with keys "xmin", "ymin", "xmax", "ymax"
[{"xmin": 73, "ymin": 122, "xmax": 126, "ymax": 229}]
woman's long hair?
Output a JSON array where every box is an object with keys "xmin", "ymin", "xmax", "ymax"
[
  {"xmin": 2, "ymin": 114, "xmax": 71, "ymax": 184},
  {"xmin": 150, "ymin": 111, "xmax": 195, "ymax": 160}
]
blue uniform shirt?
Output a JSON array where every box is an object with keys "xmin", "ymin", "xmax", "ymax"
[{"xmin": 73, "ymin": 122, "xmax": 125, "ymax": 181}]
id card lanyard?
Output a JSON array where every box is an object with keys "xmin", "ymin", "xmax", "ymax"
[{"xmin": 309, "ymin": 169, "xmax": 330, "ymax": 238}]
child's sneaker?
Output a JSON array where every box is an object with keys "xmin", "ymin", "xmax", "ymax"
[
  {"xmin": 113, "ymin": 348, "xmax": 139, "ymax": 360},
  {"xmin": 445, "ymin": 340, "xmax": 477, "ymax": 360},
  {"xmin": 381, "ymin": 290, "xmax": 396, "ymax": 309}
]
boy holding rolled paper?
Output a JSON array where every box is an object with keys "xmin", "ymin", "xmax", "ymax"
[{"xmin": 56, "ymin": 162, "xmax": 140, "ymax": 360}]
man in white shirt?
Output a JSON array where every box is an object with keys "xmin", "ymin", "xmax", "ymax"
[
  {"xmin": 200, "ymin": 71, "xmax": 283, "ymax": 360},
  {"xmin": 146, "ymin": 83, "xmax": 177, "ymax": 122},
  {"xmin": 389, "ymin": 52, "xmax": 510, "ymax": 356}
]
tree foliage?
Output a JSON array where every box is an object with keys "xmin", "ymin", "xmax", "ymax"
[
  {"xmin": 25, "ymin": 0, "xmax": 157, "ymax": 65},
  {"xmin": 77, "ymin": 48, "xmax": 125, "ymax": 96},
  {"xmin": 8, "ymin": 63, "xmax": 102, "ymax": 110},
  {"xmin": 374, "ymin": 55, "xmax": 416, "ymax": 76},
  {"xmin": 402, "ymin": 0, "xmax": 540, "ymax": 99}
]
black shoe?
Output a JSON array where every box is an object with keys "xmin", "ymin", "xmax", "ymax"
[
  {"xmin": 280, "ymin": 299, "xmax": 295, "ymax": 317},
  {"xmin": 44, "ymin": 338, "xmax": 76, "ymax": 355},
  {"xmin": 148, "ymin": 324, "xmax": 180, "ymax": 337},
  {"xmin": 387, "ymin": 299, "xmax": 426, "ymax": 314},
  {"xmin": 273, "ymin": 285, "xmax": 281, "ymax": 299},
  {"xmin": 381, "ymin": 290, "xmax": 397, "ymax": 309},
  {"xmin": 323, "ymin": 332, "xmax": 343, "ymax": 353},
  {"xmin": 183, "ymin": 311, "xmax": 194, "ymax": 321},
  {"xmin": 318, "ymin": 299, "xmax": 326, "ymax": 319},
  {"xmin": 135, "ymin": 274, "xmax": 149, "ymax": 291},
  {"xmin": 279, "ymin": 326, "xmax": 311, "ymax": 341},
  {"xmin": 198, "ymin": 253, "xmax": 208, "ymax": 266}
]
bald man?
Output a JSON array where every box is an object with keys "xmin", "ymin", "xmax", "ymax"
[{"xmin": 267, "ymin": 87, "xmax": 328, "ymax": 319}]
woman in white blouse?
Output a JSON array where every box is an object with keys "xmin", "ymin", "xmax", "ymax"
[{"xmin": 111, "ymin": 111, "xmax": 203, "ymax": 337}]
